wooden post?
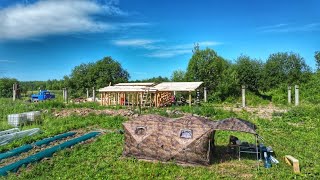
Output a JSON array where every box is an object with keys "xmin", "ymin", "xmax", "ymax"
[
  {"xmin": 140, "ymin": 92, "xmax": 143, "ymax": 106},
  {"xmin": 242, "ymin": 85, "xmax": 246, "ymax": 108},
  {"xmin": 284, "ymin": 155, "xmax": 300, "ymax": 173},
  {"xmin": 204, "ymin": 87, "xmax": 207, "ymax": 102},
  {"xmin": 136, "ymin": 93, "xmax": 139, "ymax": 105},
  {"xmin": 155, "ymin": 93, "xmax": 158, "ymax": 107},
  {"xmin": 108, "ymin": 93, "xmax": 111, "ymax": 105},
  {"xmin": 93, "ymin": 87, "xmax": 95, "ymax": 102},
  {"xmin": 62, "ymin": 88, "xmax": 64, "ymax": 101},
  {"xmin": 288, "ymin": 86, "xmax": 291, "ymax": 104},
  {"xmin": 196, "ymin": 89, "xmax": 200, "ymax": 104},
  {"xmin": 132, "ymin": 93, "xmax": 134, "ymax": 107},
  {"xmin": 12, "ymin": 83, "xmax": 16, "ymax": 101},
  {"xmin": 86, "ymin": 88, "xmax": 89, "ymax": 98},
  {"xmin": 295, "ymin": 85, "xmax": 299, "ymax": 106},
  {"xmin": 189, "ymin": 91, "xmax": 192, "ymax": 107},
  {"xmin": 62, "ymin": 88, "xmax": 65, "ymax": 102},
  {"xmin": 65, "ymin": 88, "xmax": 68, "ymax": 104}
]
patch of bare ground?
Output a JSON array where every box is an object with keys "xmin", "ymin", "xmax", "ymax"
[
  {"xmin": 220, "ymin": 103, "xmax": 287, "ymax": 120},
  {"xmin": 52, "ymin": 108, "xmax": 136, "ymax": 118},
  {"xmin": 212, "ymin": 161, "xmax": 256, "ymax": 179}
]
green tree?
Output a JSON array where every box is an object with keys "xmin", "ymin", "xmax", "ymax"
[
  {"xmin": 262, "ymin": 52, "xmax": 311, "ymax": 90},
  {"xmin": 185, "ymin": 47, "xmax": 234, "ymax": 101},
  {"xmin": 68, "ymin": 56, "xmax": 129, "ymax": 96},
  {"xmin": 315, "ymin": 51, "xmax": 320, "ymax": 71},
  {"xmin": 171, "ymin": 70, "xmax": 186, "ymax": 82},
  {"xmin": 0, "ymin": 78, "xmax": 19, "ymax": 98},
  {"xmin": 132, "ymin": 76, "xmax": 169, "ymax": 83},
  {"xmin": 235, "ymin": 55, "xmax": 263, "ymax": 92}
]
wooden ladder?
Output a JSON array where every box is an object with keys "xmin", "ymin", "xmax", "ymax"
[{"xmin": 142, "ymin": 90, "xmax": 150, "ymax": 107}]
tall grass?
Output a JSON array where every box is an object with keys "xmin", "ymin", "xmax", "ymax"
[{"xmin": 0, "ymin": 99, "xmax": 319, "ymax": 178}]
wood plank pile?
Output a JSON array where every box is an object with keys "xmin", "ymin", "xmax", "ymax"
[{"xmin": 156, "ymin": 91, "xmax": 173, "ymax": 107}]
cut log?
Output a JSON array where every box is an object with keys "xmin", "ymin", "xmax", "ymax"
[{"xmin": 284, "ymin": 155, "xmax": 300, "ymax": 173}]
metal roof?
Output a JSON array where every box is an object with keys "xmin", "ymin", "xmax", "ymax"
[
  {"xmin": 154, "ymin": 82, "xmax": 203, "ymax": 92},
  {"xmin": 99, "ymin": 82, "xmax": 203, "ymax": 92},
  {"xmin": 114, "ymin": 82, "xmax": 155, "ymax": 86},
  {"xmin": 98, "ymin": 86, "xmax": 157, "ymax": 92}
]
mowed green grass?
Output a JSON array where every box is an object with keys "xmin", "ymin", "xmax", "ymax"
[{"xmin": 0, "ymin": 99, "xmax": 319, "ymax": 179}]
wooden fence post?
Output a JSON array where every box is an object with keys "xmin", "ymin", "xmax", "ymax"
[
  {"xmin": 295, "ymin": 85, "xmax": 299, "ymax": 106},
  {"xmin": 204, "ymin": 87, "xmax": 207, "ymax": 103},
  {"xmin": 189, "ymin": 91, "xmax": 192, "ymax": 107},
  {"xmin": 86, "ymin": 88, "xmax": 89, "ymax": 99},
  {"xmin": 93, "ymin": 87, "xmax": 96, "ymax": 102},
  {"xmin": 65, "ymin": 88, "xmax": 68, "ymax": 104},
  {"xmin": 242, "ymin": 85, "xmax": 246, "ymax": 108},
  {"xmin": 288, "ymin": 86, "xmax": 291, "ymax": 104},
  {"xmin": 12, "ymin": 83, "xmax": 16, "ymax": 101}
]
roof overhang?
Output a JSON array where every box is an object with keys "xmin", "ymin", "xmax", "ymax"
[
  {"xmin": 99, "ymin": 86, "xmax": 157, "ymax": 92},
  {"xmin": 154, "ymin": 82, "xmax": 203, "ymax": 92},
  {"xmin": 114, "ymin": 82, "xmax": 155, "ymax": 86}
]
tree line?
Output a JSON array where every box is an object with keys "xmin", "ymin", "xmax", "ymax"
[
  {"xmin": 1, "ymin": 48, "xmax": 319, "ymax": 102},
  {"xmin": 171, "ymin": 46, "xmax": 315, "ymax": 101}
]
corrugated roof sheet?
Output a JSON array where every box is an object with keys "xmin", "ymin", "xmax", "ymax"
[
  {"xmin": 99, "ymin": 82, "xmax": 203, "ymax": 92},
  {"xmin": 115, "ymin": 82, "xmax": 155, "ymax": 86},
  {"xmin": 154, "ymin": 82, "xmax": 203, "ymax": 91},
  {"xmin": 99, "ymin": 86, "xmax": 157, "ymax": 92}
]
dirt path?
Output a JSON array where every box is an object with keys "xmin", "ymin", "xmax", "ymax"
[
  {"xmin": 52, "ymin": 108, "xmax": 136, "ymax": 118},
  {"xmin": 219, "ymin": 103, "xmax": 287, "ymax": 119},
  {"xmin": 51, "ymin": 104, "xmax": 288, "ymax": 120}
]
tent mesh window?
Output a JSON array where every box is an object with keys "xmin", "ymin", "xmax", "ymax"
[
  {"xmin": 135, "ymin": 126, "xmax": 146, "ymax": 135},
  {"xmin": 180, "ymin": 129, "xmax": 192, "ymax": 139}
]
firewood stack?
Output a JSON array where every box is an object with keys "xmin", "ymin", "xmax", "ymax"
[{"xmin": 156, "ymin": 91, "xmax": 173, "ymax": 107}]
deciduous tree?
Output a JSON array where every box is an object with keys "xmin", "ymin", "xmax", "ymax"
[
  {"xmin": 315, "ymin": 51, "xmax": 320, "ymax": 71},
  {"xmin": 262, "ymin": 52, "xmax": 311, "ymax": 90},
  {"xmin": 235, "ymin": 55, "xmax": 263, "ymax": 92}
]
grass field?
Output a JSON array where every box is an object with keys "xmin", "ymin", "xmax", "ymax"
[{"xmin": 0, "ymin": 98, "xmax": 319, "ymax": 179}]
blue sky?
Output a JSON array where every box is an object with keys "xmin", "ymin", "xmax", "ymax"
[{"xmin": 0, "ymin": 0, "xmax": 319, "ymax": 81}]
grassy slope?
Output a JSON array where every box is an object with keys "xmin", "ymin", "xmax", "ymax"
[{"xmin": 0, "ymin": 99, "xmax": 319, "ymax": 179}]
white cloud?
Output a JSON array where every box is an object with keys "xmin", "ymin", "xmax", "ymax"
[
  {"xmin": 257, "ymin": 23, "xmax": 288, "ymax": 30},
  {"xmin": 258, "ymin": 23, "xmax": 320, "ymax": 33},
  {"xmin": 0, "ymin": 0, "xmax": 130, "ymax": 40},
  {"xmin": 113, "ymin": 39, "xmax": 160, "ymax": 49},
  {"xmin": 0, "ymin": 60, "xmax": 15, "ymax": 63},
  {"xmin": 146, "ymin": 41, "xmax": 221, "ymax": 58},
  {"xmin": 146, "ymin": 49, "xmax": 191, "ymax": 58},
  {"xmin": 113, "ymin": 38, "xmax": 222, "ymax": 58},
  {"xmin": 114, "ymin": 39, "xmax": 155, "ymax": 46}
]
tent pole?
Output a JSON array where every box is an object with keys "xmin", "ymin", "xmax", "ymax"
[{"xmin": 256, "ymin": 134, "xmax": 259, "ymax": 170}]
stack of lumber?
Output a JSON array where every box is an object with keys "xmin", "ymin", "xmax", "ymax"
[{"xmin": 157, "ymin": 92, "xmax": 172, "ymax": 107}]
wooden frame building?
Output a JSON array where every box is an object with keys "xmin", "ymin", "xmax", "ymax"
[{"xmin": 99, "ymin": 82, "xmax": 203, "ymax": 107}]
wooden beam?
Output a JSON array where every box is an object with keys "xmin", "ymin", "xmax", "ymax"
[
  {"xmin": 108, "ymin": 93, "xmax": 111, "ymax": 106},
  {"xmin": 140, "ymin": 92, "xmax": 143, "ymax": 106},
  {"xmin": 284, "ymin": 155, "xmax": 300, "ymax": 173},
  {"xmin": 189, "ymin": 91, "xmax": 191, "ymax": 107},
  {"xmin": 156, "ymin": 92, "xmax": 158, "ymax": 107}
]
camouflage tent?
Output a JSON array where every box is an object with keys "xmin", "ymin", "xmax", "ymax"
[
  {"xmin": 123, "ymin": 115, "xmax": 256, "ymax": 165},
  {"xmin": 212, "ymin": 117, "xmax": 257, "ymax": 134}
]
